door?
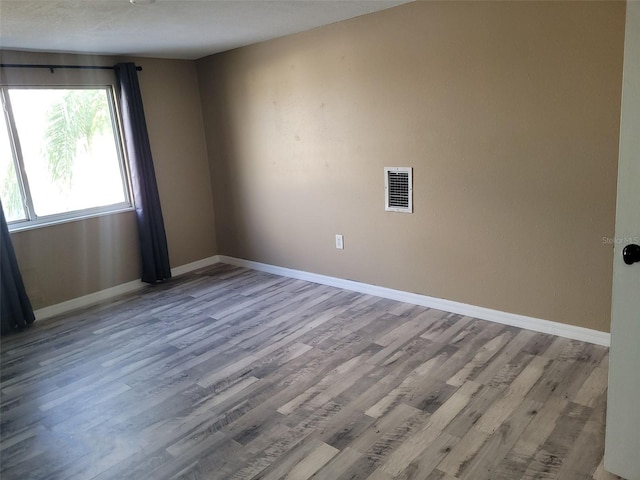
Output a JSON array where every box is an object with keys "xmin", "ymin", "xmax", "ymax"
[{"xmin": 605, "ymin": 2, "xmax": 640, "ymax": 479}]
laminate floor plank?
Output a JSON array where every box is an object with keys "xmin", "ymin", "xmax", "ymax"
[{"xmin": 0, "ymin": 266, "xmax": 617, "ymax": 480}]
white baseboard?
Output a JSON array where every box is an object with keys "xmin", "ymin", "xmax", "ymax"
[
  {"xmin": 170, "ymin": 255, "xmax": 221, "ymax": 276},
  {"xmin": 34, "ymin": 279, "xmax": 146, "ymax": 321},
  {"xmin": 34, "ymin": 255, "xmax": 221, "ymax": 321},
  {"xmin": 34, "ymin": 253, "xmax": 610, "ymax": 347},
  {"xmin": 218, "ymin": 255, "xmax": 611, "ymax": 347}
]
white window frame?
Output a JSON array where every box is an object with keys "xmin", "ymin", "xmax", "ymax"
[{"xmin": 1, "ymin": 84, "xmax": 134, "ymax": 232}]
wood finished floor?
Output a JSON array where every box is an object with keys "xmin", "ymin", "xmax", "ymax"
[{"xmin": 0, "ymin": 264, "xmax": 622, "ymax": 480}]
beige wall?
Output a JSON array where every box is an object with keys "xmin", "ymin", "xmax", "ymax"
[
  {"xmin": 1, "ymin": 50, "xmax": 216, "ymax": 309},
  {"xmin": 197, "ymin": 1, "xmax": 625, "ymax": 332}
]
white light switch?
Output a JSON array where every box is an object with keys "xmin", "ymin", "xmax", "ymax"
[{"xmin": 335, "ymin": 234, "xmax": 344, "ymax": 249}]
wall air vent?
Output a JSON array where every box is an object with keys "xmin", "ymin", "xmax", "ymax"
[{"xmin": 385, "ymin": 167, "xmax": 413, "ymax": 213}]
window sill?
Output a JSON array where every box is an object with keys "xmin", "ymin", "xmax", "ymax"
[{"xmin": 8, "ymin": 206, "xmax": 136, "ymax": 233}]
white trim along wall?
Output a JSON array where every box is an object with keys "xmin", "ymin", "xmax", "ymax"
[
  {"xmin": 34, "ymin": 255, "xmax": 611, "ymax": 347},
  {"xmin": 33, "ymin": 256, "xmax": 220, "ymax": 321}
]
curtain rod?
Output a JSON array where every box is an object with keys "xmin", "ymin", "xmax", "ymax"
[{"xmin": 0, "ymin": 64, "xmax": 142, "ymax": 72}]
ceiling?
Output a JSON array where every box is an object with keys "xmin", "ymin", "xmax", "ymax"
[{"xmin": 0, "ymin": 0, "xmax": 412, "ymax": 60}]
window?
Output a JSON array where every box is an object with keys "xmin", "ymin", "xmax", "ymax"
[{"xmin": 0, "ymin": 86, "xmax": 132, "ymax": 229}]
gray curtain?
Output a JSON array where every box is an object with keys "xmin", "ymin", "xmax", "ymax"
[
  {"xmin": 115, "ymin": 63, "xmax": 171, "ymax": 284},
  {"xmin": 1, "ymin": 202, "xmax": 35, "ymax": 335}
]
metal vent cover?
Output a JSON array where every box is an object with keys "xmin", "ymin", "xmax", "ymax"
[{"xmin": 385, "ymin": 167, "xmax": 412, "ymax": 213}]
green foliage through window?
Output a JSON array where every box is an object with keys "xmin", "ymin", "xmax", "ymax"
[{"xmin": 45, "ymin": 90, "xmax": 110, "ymax": 187}]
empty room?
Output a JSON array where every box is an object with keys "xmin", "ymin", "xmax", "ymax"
[{"xmin": 1, "ymin": 1, "xmax": 638, "ymax": 479}]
